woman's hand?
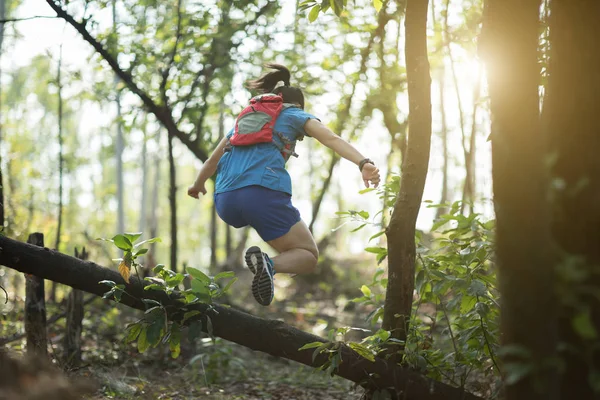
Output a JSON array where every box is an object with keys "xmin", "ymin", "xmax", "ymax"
[
  {"xmin": 187, "ymin": 182, "xmax": 207, "ymax": 199},
  {"xmin": 362, "ymin": 163, "xmax": 381, "ymax": 188}
]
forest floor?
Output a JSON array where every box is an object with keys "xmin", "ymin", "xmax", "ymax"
[{"xmin": 78, "ymin": 340, "xmax": 362, "ymax": 400}]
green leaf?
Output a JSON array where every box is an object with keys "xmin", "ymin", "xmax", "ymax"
[
  {"xmin": 573, "ymin": 310, "xmax": 597, "ymax": 340},
  {"xmin": 112, "ymin": 234, "xmax": 133, "ymax": 251},
  {"xmin": 214, "ymin": 271, "xmax": 235, "ymax": 280},
  {"xmin": 125, "ymin": 323, "xmax": 142, "ymax": 343},
  {"xmin": 365, "ymin": 247, "xmax": 386, "ymax": 254},
  {"xmin": 191, "ymin": 278, "xmax": 210, "ymax": 296},
  {"xmin": 134, "ymin": 248, "xmax": 149, "ymax": 256},
  {"xmin": 137, "ymin": 327, "xmax": 150, "ymax": 353},
  {"xmin": 312, "ymin": 343, "xmax": 331, "ymax": 363},
  {"xmin": 99, "ymin": 280, "xmax": 116, "ymax": 288},
  {"xmin": 358, "ymin": 211, "xmax": 369, "ymax": 219},
  {"xmin": 144, "ymin": 284, "xmax": 164, "ymax": 291},
  {"xmin": 351, "ymin": 223, "xmax": 367, "ymax": 232},
  {"xmin": 221, "ymin": 277, "xmax": 238, "ymax": 294},
  {"xmin": 330, "ymin": 0, "xmax": 344, "ymax": 16},
  {"xmin": 123, "ymin": 232, "xmax": 142, "ymax": 244},
  {"xmin": 373, "ymin": 0, "xmax": 383, "ymax": 12},
  {"xmin": 348, "ymin": 342, "xmax": 375, "ymax": 362},
  {"xmin": 469, "ymin": 280, "xmax": 487, "ymax": 296},
  {"xmin": 299, "ymin": 341, "xmax": 324, "ymax": 351},
  {"xmin": 475, "ymin": 302, "xmax": 490, "ymax": 317},
  {"xmin": 187, "ymin": 267, "xmax": 211, "ymax": 284},
  {"xmin": 146, "ymin": 319, "xmax": 164, "ymax": 347},
  {"xmin": 153, "ymin": 264, "xmax": 165, "ymax": 274},
  {"xmin": 182, "ymin": 310, "xmax": 202, "ymax": 324},
  {"xmin": 375, "ymin": 329, "xmax": 391, "ymax": 342},
  {"xmin": 460, "ymin": 295, "xmax": 477, "ymax": 313},
  {"xmin": 166, "ymin": 274, "xmax": 185, "ymax": 287},
  {"xmin": 359, "ymin": 187, "xmax": 376, "ymax": 194},
  {"xmin": 308, "ymin": 4, "xmax": 320, "ymax": 22},
  {"xmin": 369, "ymin": 230, "xmax": 386, "ymax": 241},
  {"xmin": 142, "ymin": 299, "xmax": 162, "ymax": 307},
  {"xmin": 134, "ymin": 237, "xmax": 162, "ymax": 248},
  {"xmin": 169, "ymin": 323, "xmax": 181, "ymax": 359},
  {"xmin": 360, "ymin": 285, "xmax": 372, "ymax": 297}
]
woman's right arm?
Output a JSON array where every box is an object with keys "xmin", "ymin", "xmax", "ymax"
[{"xmin": 188, "ymin": 136, "xmax": 228, "ymax": 198}]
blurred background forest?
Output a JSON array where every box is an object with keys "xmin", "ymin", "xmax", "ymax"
[{"xmin": 0, "ymin": 0, "xmax": 509, "ymax": 398}]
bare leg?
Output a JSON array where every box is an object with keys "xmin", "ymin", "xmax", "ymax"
[{"xmin": 267, "ymin": 220, "xmax": 319, "ymax": 274}]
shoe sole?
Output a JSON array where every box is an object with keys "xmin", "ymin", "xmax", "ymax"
[
  {"xmin": 245, "ymin": 246, "xmax": 274, "ymax": 306},
  {"xmin": 244, "ymin": 246, "xmax": 260, "ymax": 274}
]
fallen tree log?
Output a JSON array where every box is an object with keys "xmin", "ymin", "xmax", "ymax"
[{"xmin": 0, "ymin": 236, "xmax": 482, "ymax": 400}]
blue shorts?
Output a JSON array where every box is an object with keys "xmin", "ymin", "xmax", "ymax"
[{"xmin": 214, "ymin": 185, "xmax": 301, "ymax": 242}]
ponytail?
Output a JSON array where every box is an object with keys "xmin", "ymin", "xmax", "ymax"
[{"xmin": 246, "ymin": 63, "xmax": 291, "ymax": 93}]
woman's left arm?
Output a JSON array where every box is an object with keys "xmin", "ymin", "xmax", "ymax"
[{"xmin": 304, "ymin": 119, "xmax": 381, "ymax": 188}]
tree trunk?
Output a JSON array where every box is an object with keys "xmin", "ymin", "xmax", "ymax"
[
  {"xmin": 481, "ymin": 0, "xmax": 558, "ymax": 399},
  {"xmin": 25, "ymin": 233, "xmax": 47, "ymax": 358},
  {"xmin": 167, "ymin": 133, "xmax": 177, "ymax": 273},
  {"xmin": 139, "ymin": 124, "xmax": 148, "ymax": 235},
  {"xmin": 435, "ymin": 72, "xmax": 450, "ymax": 219},
  {"xmin": 50, "ymin": 45, "xmax": 65, "ymax": 303},
  {"xmin": 543, "ymin": 1, "xmax": 600, "ymax": 398},
  {"xmin": 146, "ymin": 149, "xmax": 161, "ymax": 274},
  {"xmin": 0, "ymin": 0, "xmax": 6, "ymax": 230},
  {"xmin": 113, "ymin": 0, "xmax": 125, "ymax": 236},
  {"xmin": 63, "ymin": 247, "xmax": 87, "ymax": 368},
  {"xmin": 431, "ymin": 0, "xmax": 450, "ymax": 221},
  {"xmin": 0, "ymin": 235, "xmax": 483, "ymax": 400},
  {"xmin": 210, "ymin": 200, "xmax": 217, "ymax": 272},
  {"xmin": 382, "ymin": 0, "xmax": 432, "ymax": 349}
]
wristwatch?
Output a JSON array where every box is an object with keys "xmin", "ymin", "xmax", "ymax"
[{"xmin": 359, "ymin": 158, "xmax": 375, "ymax": 172}]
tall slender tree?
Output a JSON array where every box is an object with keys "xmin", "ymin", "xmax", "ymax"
[
  {"xmin": 382, "ymin": 0, "xmax": 432, "ymax": 349},
  {"xmin": 0, "ymin": 0, "xmax": 6, "ymax": 230},
  {"xmin": 50, "ymin": 45, "xmax": 65, "ymax": 302},
  {"xmin": 167, "ymin": 133, "xmax": 177, "ymax": 273},
  {"xmin": 112, "ymin": 0, "xmax": 125, "ymax": 235}
]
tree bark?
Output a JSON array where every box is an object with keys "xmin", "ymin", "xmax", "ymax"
[
  {"xmin": 543, "ymin": 0, "xmax": 600, "ymax": 398},
  {"xmin": 25, "ymin": 233, "xmax": 47, "ymax": 358},
  {"xmin": 382, "ymin": 0, "xmax": 432, "ymax": 348},
  {"xmin": 481, "ymin": 0, "xmax": 558, "ymax": 399},
  {"xmin": 0, "ymin": 235, "xmax": 482, "ymax": 400}
]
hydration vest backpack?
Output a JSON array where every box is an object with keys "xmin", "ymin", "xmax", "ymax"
[{"xmin": 228, "ymin": 93, "xmax": 300, "ymax": 161}]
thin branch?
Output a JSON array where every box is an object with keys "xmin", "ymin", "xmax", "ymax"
[
  {"xmin": 476, "ymin": 295, "xmax": 502, "ymax": 377},
  {"xmin": 160, "ymin": 0, "xmax": 184, "ymax": 106},
  {"xmin": 44, "ymin": 0, "xmax": 208, "ymax": 161},
  {"xmin": 0, "ymin": 15, "xmax": 59, "ymax": 23}
]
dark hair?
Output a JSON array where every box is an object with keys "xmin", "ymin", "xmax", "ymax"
[{"xmin": 246, "ymin": 63, "xmax": 305, "ymax": 109}]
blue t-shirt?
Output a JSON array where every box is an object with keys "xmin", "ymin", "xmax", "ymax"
[{"xmin": 215, "ymin": 107, "xmax": 318, "ymax": 196}]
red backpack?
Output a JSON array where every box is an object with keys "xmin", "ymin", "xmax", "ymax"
[{"xmin": 228, "ymin": 93, "xmax": 299, "ymax": 160}]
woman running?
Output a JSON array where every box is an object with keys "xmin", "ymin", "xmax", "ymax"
[{"xmin": 188, "ymin": 64, "xmax": 380, "ymax": 306}]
